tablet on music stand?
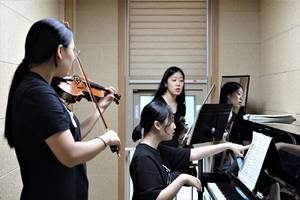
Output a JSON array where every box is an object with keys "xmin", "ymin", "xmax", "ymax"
[{"xmin": 186, "ymin": 104, "xmax": 232, "ymax": 145}]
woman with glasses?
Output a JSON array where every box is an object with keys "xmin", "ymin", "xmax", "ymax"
[
  {"xmin": 4, "ymin": 18, "xmax": 121, "ymax": 200},
  {"xmin": 130, "ymin": 101, "xmax": 252, "ymax": 200}
]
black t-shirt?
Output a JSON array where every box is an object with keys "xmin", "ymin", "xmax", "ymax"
[
  {"xmin": 130, "ymin": 144, "xmax": 190, "ymax": 200},
  {"xmin": 12, "ymin": 72, "xmax": 88, "ymax": 200},
  {"xmin": 152, "ymin": 96, "xmax": 186, "ymax": 147},
  {"xmin": 228, "ymin": 112, "xmax": 244, "ymax": 144}
]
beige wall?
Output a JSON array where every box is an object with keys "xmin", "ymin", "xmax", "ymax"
[
  {"xmin": 74, "ymin": 0, "xmax": 119, "ymax": 199},
  {"xmin": 219, "ymin": 0, "xmax": 300, "ymax": 133},
  {"xmin": 260, "ymin": 0, "xmax": 300, "ymax": 134},
  {"xmin": 219, "ymin": 0, "xmax": 260, "ymax": 114}
]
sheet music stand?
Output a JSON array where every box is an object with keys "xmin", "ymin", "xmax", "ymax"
[
  {"xmin": 229, "ymin": 138, "xmax": 300, "ymax": 199},
  {"xmin": 191, "ymin": 104, "xmax": 231, "ymax": 200},
  {"xmin": 187, "ymin": 104, "xmax": 232, "ymax": 145}
]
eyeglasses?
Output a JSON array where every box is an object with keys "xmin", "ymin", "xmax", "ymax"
[
  {"xmin": 162, "ymin": 165, "xmax": 172, "ymax": 185},
  {"xmin": 66, "ymin": 46, "xmax": 80, "ymax": 60}
]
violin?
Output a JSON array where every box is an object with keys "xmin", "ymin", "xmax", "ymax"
[
  {"xmin": 178, "ymin": 116, "xmax": 193, "ymax": 149},
  {"xmin": 177, "ymin": 116, "xmax": 197, "ymax": 180},
  {"xmin": 52, "ymin": 74, "xmax": 121, "ymax": 105}
]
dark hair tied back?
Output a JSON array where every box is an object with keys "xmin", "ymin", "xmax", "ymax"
[
  {"xmin": 132, "ymin": 101, "xmax": 173, "ymax": 142},
  {"xmin": 20, "ymin": 58, "xmax": 30, "ymax": 67},
  {"xmin": 4, "ymin": 18, "xmax": 73, "ymax": 148},
  {"xmin": 132, "ymin": 124, "xmax": 143, "ymax": 142},
  {"xmin": 22, "ymin": 58, "xmax": 30, "ymax": 65}
]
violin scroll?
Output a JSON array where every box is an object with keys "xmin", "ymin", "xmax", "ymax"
[{"xmin": 178, "ymin": 116, "xmax": 190, "ymax": 147}]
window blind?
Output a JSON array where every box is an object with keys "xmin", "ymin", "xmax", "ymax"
[{"xmin": 128, "ymin": 0, "xmax": 207, "ymax": 80}]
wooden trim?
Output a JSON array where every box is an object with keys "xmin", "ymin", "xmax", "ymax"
[
  {"xmin": 64, "ymin": 0, "xmax": 74, "ymax": 30},
  {"xmin": 118, "ymin": 0, "xmax": 126, "ymax": 199},
  {"xmin": 64, "ymin": 0, "xmax": 76, "ymax": 75},
  {"xmin": 211, "ymin": 0, "xmax": 219, "ymax": 103},
  {"xmin": 64, "ymin": 0, "xmax": 74, "ymax": 110}
]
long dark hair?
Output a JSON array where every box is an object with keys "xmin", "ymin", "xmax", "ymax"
[
  {"xmin": 132, "ymin": 101, "xmax": 173, "ymax": 142},
  {"xmin": 154, "ymin": 66, "xmax": 186, "ymax": 105},
  {"xmin": 4, "ymin": 18, "xmax": 73, "ymax": 147},
  {"xmin": 219, "ymin": 82, "xmax": 243, "ymax": 104}
]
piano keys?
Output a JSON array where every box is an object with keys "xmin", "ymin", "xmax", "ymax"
[
  {"xmin": 207, "ymin": 182, "xmax": 250, "ymax": 200},
  {"xmin": 200, "ymin": 119, "xmax": 300, "ymax": 200},
  {"xmin": 202, "ymin": 171, "xmax": 264, "ymax": 200},
  {"xmin": 206, "ymin": 182, "xmax": 226, "ymax": 200}
]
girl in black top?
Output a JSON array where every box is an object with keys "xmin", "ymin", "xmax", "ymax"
[
  {"xmin": 130, "ymin": 101, "xmax": 252, "ymax": 200},
  {"xmin": 214, "ymin": 81, "xmax": 244, "ymax": 172},
  {"xmin": 4, "ymin": 18, "xmax": 121, "ymax": 199},
  {"xmin": 152, "ymin": 66, "xmax": 186, "ymax": 147}
]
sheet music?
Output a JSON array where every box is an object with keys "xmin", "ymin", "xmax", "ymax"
[{"xmin": 237, "ymin": 132, "xmax": 272, "ymax": 191}]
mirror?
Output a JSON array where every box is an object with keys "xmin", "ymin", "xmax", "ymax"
[
  {"xmin": 219, "ymin": 75, "xmax": 250, "ymax": 115},
  {"xmin": 212, "ymin": 75, "xmax": 250, "ymax": 173}
]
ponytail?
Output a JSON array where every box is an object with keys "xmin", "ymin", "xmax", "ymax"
[
  {"xmin": 132, "ymin": 124, "xmax": 143, "ymax": 142},
  {"xmin": 5, "ymin": 60, "xmax": 30, "ymax": 147},
  {"xmin": 131, "ymin": 101, "xmax": 173, "ymax": 142}
]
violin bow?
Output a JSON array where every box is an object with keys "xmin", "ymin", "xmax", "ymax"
[
  {"xmin": 76, "ymin": 55, "xmax": 120, "ymax": 157},
  {"xmin": 63, "ymin": 20, "xmax": 120, "ymax": 157}
]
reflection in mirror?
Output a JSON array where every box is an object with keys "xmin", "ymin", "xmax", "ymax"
[
  {"xmin": 212, "ymin": 75, "xmax": 250, "ymax": 173},
  {"xmin": 220, "ymin": 75, "xmax": 250, "ymax": 115}
]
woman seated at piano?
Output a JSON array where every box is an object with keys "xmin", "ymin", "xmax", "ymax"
[
  {"xmin": 214, "ymin": 81, "xmax": 244, "ymax": 172},
  {"xmin": 129, "ymin": 100, "xmax": 252, "ymax": 200}
]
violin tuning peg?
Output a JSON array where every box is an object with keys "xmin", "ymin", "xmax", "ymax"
[{"xmin": 63, "ymin": 21, "xmax": 70, "ymax": 27}]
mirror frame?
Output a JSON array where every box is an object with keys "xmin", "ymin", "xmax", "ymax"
[{"xmin": 220, "ymin": 75, "xmax": 250, "ymax": 115}]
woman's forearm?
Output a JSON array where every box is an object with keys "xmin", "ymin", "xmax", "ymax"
[
  {"xmin": 46, "ymin": 130, "xmax": 107, "ymax": 167},
  {"xmin": 156, "ymin": 175, "xmax": 187, "ymax": 200},
  {"xmin": 190, "ymin": 143, "xmax": 232, "ymax": 161},
  {"xmin": 277, "ymin": 142, "xmax": 300, "ymax": 157},
  {"xmin": 80, "ymin": 109, "xmax": 104, "ymax": 139},
  {"xmin": 156, "ymin": 174, "xmax": 201, "ymax": 200},
  {"xmin": 190, "ymin": 142, "xmax": 250, "ymax": 161}
]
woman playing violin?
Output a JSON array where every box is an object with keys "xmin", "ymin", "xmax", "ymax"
[{"xmin": 4, "ymin": 18, "xmax": 121, "ymax": 200}]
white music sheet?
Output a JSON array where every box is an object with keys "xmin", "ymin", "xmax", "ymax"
[{"xmin": 237, "ymin": 131, "xmax": 272, "ymax": 191}]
